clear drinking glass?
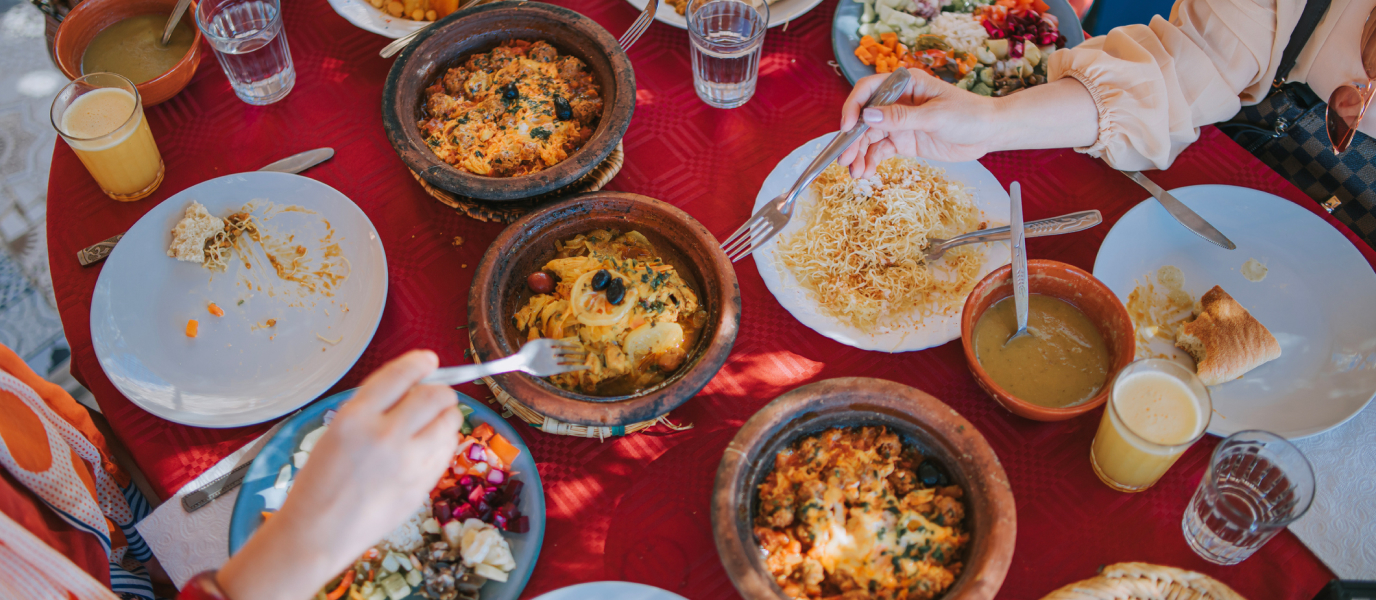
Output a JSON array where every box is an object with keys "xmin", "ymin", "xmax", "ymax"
[
  {"xmin": 1089, "ymin": 359, "xmax": 1211, "ymax": 492},
  {"xmin": 687, "ymin": 0, "xmax": 768, "ymax": 109},
  {"xmin": 51, "ymin": 73, "xmax": 164, "ymax": 201},
  {"xmin": 1182, "ymin": 430, "xmax": 1315, "ymax": 565},
  {"xmin": 196, "ymin": 0, "xmax": 295, "ymax": 105}
]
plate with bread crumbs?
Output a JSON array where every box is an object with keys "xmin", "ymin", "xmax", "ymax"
[
  {"xmin": 91, "ymin": 172, "xmax": 388, "ymax": 428},
  {"xmin": 751, "ymin": 132, "xmax": 1010, "ymax": 353},
  {"xmin": 1094, "ymin": 185, "xmax": 1376, "ymax": 439}
]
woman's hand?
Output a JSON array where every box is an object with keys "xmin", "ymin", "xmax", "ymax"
[
  {"xmin": 838, "ymin": 69, "xmax": 1001, "ymax": 178},
  {"xmin": 837, "ymin": 68, "xmax": 1100, "ymax": 179},
  {"xmin": 218, "ymin": 350, "xmax": 462, "ymax": 600}
]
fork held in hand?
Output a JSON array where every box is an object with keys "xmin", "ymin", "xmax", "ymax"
[
  {"xmin": 420, "ymin": 338, "xmax": 587, "ymax": 387},
  {"xmin": 719, "ymin": 68, "xmax": 913, "ymax": 263}
]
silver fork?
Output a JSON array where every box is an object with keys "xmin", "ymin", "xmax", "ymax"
[
  {"xmin": 922, "ymin": 210, "xmax": 1102, "ymax": 262},
  {"xmin": 378, "ymin": 0, "xmax": 486, "ymax": 59},
  {"xmin": 618, "ymin": 0, "xmax": 660, "ymax": 50},
  {"xmin": 420, "ymin": 338, "xmax": 587, "ymax": 386},
  {"xmin": 719, "ymin": 68, "xmax": 913, "ymax": 263}
]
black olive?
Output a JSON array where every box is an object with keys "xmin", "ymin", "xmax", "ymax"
[
  {"xmin": 590, "ymin": 269, "xmax": 611, "ymax": 291},
  {"xmin": 554, "ymin": 96, "xmax": 573, "ymax": 121},
  {"xmin": 917, "ymin": 461, "xmax": 947, "ymax": 487},
  {"xmin": 503, "ymin": 83, "xmax": 519, "ymax": 100},
  {"xmin": 606, "ymin": 278, "xmax": 626, "ymax": 305}
]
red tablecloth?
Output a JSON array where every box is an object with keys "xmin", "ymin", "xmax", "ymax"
[{"xmin": 47, "ymin": 0, "xmax": 1375, "ymax": 597}]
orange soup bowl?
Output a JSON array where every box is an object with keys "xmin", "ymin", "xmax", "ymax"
[
  {"xmin": 960, "ymin": 259, "xmax": 1135, "ymax": 421},
  {"xmin": 53, "ymin": 0, "xmax": 203, "ymax": 107}
]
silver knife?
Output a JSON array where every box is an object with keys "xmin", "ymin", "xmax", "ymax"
[
  {"xmin": 76, "ymin": 148, "xmax": 336, "ymax": 266},
  {"xmin": 181, "ymin": 461, "xmax": 252, "ymax": 513},
  {"xmin": 1120, "ymin": 170, "xmax": 1236, "ymax": 250}
]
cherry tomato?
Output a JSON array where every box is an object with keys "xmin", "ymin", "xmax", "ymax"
[{"xmin": 527, "ymin": 271, "xmax": 555, "ymax": 294}]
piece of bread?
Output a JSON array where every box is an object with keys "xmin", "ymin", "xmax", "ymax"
[
  {"xmin": 167, "ymin": 201, "xmax": 223, "ymax": 264},
  {"xmin": 1175, "ymin": 286, "xmax": 1281, "ymax": 386}
]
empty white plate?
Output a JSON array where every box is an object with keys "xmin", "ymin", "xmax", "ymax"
[
  {"xmin": 90, "ymin": 172, "xmax": 388, "ymax": 428},
  {"xmin": 1093, "ymin": 185, "xmax": 1376, "ymax": 439},
  {"xmin": 533, "ymin": 582, "xmax": 688, "ymax": 600},
  {"xmin": 750, "ymin": 131, "xmax": 1010, "ymax": 353}
]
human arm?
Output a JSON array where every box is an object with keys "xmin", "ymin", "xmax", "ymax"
[
  {"xmin": 213, "ymin": 350, "xmax": 462, "ymax": 600},
  {"xmin": 838, "ymin": 0, "xmax": 1303, "ymax": 177}
]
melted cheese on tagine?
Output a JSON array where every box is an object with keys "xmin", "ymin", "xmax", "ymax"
[{"xmin": 776, "ymin": 158, "xmax": 986, "ymax": 334}]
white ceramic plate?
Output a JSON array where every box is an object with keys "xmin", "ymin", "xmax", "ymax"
[
  {"xmin": 90, "ymin": 172, "xmax": 388, "ymax": 428},
  {"xmin": 532, "ymin": 582, "xmax": 688, "ymax": 600},
  {"xmin": 327, "ymin": 0, "xmax": 429, "ymax": 38},
  {"xmin": 751, "ymin": 132, "xmax": 1010, "ymax": 353},
  {"xmin": 627, "ymin": 0, "xmax": 825, "ymax": 30},
  {"xmin": 1093, "ymin": 185, "xmax": 1376, "ymax": 439},
  {"xmin": 830, "ymin": 0, "xmax": 1084, "ymax": 85}
]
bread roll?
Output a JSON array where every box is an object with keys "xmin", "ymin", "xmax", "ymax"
[{"xmin": 1175, "ymin": 286, "xmax": 1281, "ymax": 386}]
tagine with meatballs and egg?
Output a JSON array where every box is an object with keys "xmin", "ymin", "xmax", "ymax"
[
  {"xmin": 513, "ymin": 229, "xmax": 708, "ymax": 396},
  {"xmin": 418, "ymin": 40, "xmax": 603, "ymax": 178}
]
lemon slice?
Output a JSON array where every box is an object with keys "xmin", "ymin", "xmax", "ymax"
[{"xmin": 571, "ymin": 269, "xmax": 637, "ymax": 327}]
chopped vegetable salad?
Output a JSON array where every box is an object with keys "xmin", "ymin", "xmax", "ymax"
[{"xmin": 852, "ymin": 0, "xmax": 1067, "ymax": 96}]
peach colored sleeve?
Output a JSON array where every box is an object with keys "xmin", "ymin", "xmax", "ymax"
[{"xmin": 1045, "ymin": 0, "xmax": 1288, "ymax": 170}]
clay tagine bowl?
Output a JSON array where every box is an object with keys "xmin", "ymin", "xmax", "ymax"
[
  {"xmin": 382, "ymin": 1, "xmax": 636, "ymax": 202},
  {"xmin": 960, "ymin": 259, "xmax": 1135, "ymax": 421},
  {"xmin": 53, "ymin": 0, "xmax": 203, "ymax": 107},
  {"xmin": 713, "ymin": 377, "xmax": 1017, "ymax": 600},
  {"xmin": 468, "ymin": 191, "xmax": 740, "ymax": 426}
]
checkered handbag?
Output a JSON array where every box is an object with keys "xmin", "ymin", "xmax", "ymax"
[
  {"xmin": 1214, "ymin": 0, "xmax": 1376, "ymax": 250},
  {"xmin": 1220, "ymin": 84, "xmax": 1376, "ymax": 250}
]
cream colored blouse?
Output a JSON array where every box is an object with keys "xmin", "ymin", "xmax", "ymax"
[{"xmin": 1046, "ymin": 0, "xmax": 1374, "ymax": 170}]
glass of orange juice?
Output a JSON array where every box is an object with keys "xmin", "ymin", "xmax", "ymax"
[
  {"xmin": 50, "ymin": 72, "xmax": 164, "ymax": 201},
  {"xmin": 1090, "ymin": 359, "xmax": 1212, "ymax": 492}
]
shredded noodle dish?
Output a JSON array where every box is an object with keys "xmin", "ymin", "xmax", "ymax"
[
  {"xmin": 776, "ymin": 158, "xmax": 985, "ymax": 333},
  {"xmin": 513, "ymin": 230, "xmax": 707, "ymax": 396}
]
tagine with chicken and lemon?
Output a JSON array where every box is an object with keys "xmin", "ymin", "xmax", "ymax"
[{"xmin": 513, "ymin": 229, "xmax": 708, "ymax": 396}]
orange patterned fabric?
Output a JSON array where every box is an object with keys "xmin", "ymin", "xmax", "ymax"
[{"xmin": 0, "ymin": 345, "xmax": 153, "ymax": 599}]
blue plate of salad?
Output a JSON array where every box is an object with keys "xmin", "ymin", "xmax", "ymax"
[
  {"xmin": 229, "ymin": 388, "xmax": 546, "ymax": 600},
  {"xmin": 831, "ymin": 0, "xmax": 1083, "ymax": 88}
]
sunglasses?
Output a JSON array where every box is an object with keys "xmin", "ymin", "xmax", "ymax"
[{"xmin": 1327, "ymin": 14, "xmax": 1376, "ymax": 153}]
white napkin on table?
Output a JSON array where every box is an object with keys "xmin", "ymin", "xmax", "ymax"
[
  {"xmin": 135, "ymin": 422, "xmax": 284, "ymax": 588},
  {"xmin": 1290, "ymin": 404, "xmax": 1376, "ymax": 578}
]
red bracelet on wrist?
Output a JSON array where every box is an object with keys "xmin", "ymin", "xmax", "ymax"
[{"xmin": 179, "ymin": 571, "xmax": 231, "ymax": 600}]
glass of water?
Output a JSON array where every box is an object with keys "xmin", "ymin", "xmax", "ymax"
[
  {"xmin": 196, "ymin": 0, "xmax": 296, "ymax": 105},
  {"xmin": 687, "ymin": 0, "xmax": 768, "ymax": 109},
  {"xmin": 1182, "ymin": 430, "xmax": 1315, "ymax": 565}
]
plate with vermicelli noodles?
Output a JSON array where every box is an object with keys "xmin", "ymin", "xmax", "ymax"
[{"xmin": 751, "ymin": 132, "xmax": 1010, "ymax": 352}]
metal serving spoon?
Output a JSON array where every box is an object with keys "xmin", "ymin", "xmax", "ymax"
[
  {"xmin": 1005, "ymin": 181, "xmax": 1033, "ymax": 347},
  {"xmin": 160, "ymin": 0, "xmax": 194, "ymax": 46}
]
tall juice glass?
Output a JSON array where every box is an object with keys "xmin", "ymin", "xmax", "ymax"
[
  {"xmin": 50, "ymin": 73, "xmax": 164, "ymax": 201},
  {"xmin": 1090, "ymin": 359, "xmax": 1212, "ymax": 492},
  {"xmin": 196, "ymin": 0, "xmax": 295, "ymax": 105}
]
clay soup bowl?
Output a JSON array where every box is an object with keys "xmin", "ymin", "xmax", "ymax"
[
  {"xmin": 960, "ymin": 259, "xmax": 1136, "ymax": 421},
  {"xmin": 53, "ymin": 0, "xmax": 204, "ymax": 107}
]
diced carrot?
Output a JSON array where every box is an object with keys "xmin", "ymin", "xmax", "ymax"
[
  {"xmin": 854, "ymin": 46, "xmax": 874, "ymax": 65},
  {"xmin": 260, "ymin": 511, "xmax": 274, "ymax": 521},
  {"xmin": 208, "ymin": 303, "xmax": 224, "ymax": 317},
  {"xmin": 186, "ymin": 319, "xmax": 199, "ymax": 338},
  {"xmin": 872, "ymin": 44, "xmax": 893, "ymax": 56},
  {"xmin": 326, "ymin": 570, "xmax": 355, "ymax": 600},
  {"xmin": 858, "ymin": 34, "xmax": 878, "ymax": 47},
  {"xmin": 488, "ymin": 434, "xmax": 522, "ymax": 467},
  {"xmin": 451, "ymin": 453, "xmax": 474, "ymax": 474},
  {"xmin": 1032, "ymin": 0, "xmax": 1049, "ymax": 11},
  {"xmin": 436, "ymin": 475, "xmax": 457, "ymax": 490},
  {"xmin": 996, "ymin": 0, "xmax": 1016, "ymax": 8},
  {"xmin": 880, "ymin": 31, "xmax": 898, "ymax": 50},
  {"xmin": 362, "ymin": 549, "xmax": 380, "ymax": 561},
  {"xmin": 472, "ymin": 422, "xmax": 495, "ymax": 443}
]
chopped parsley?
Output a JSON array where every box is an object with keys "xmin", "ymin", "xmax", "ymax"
[{"xmin": 530, "ymin": 127, "xmax": 552, "ymax": 141}]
